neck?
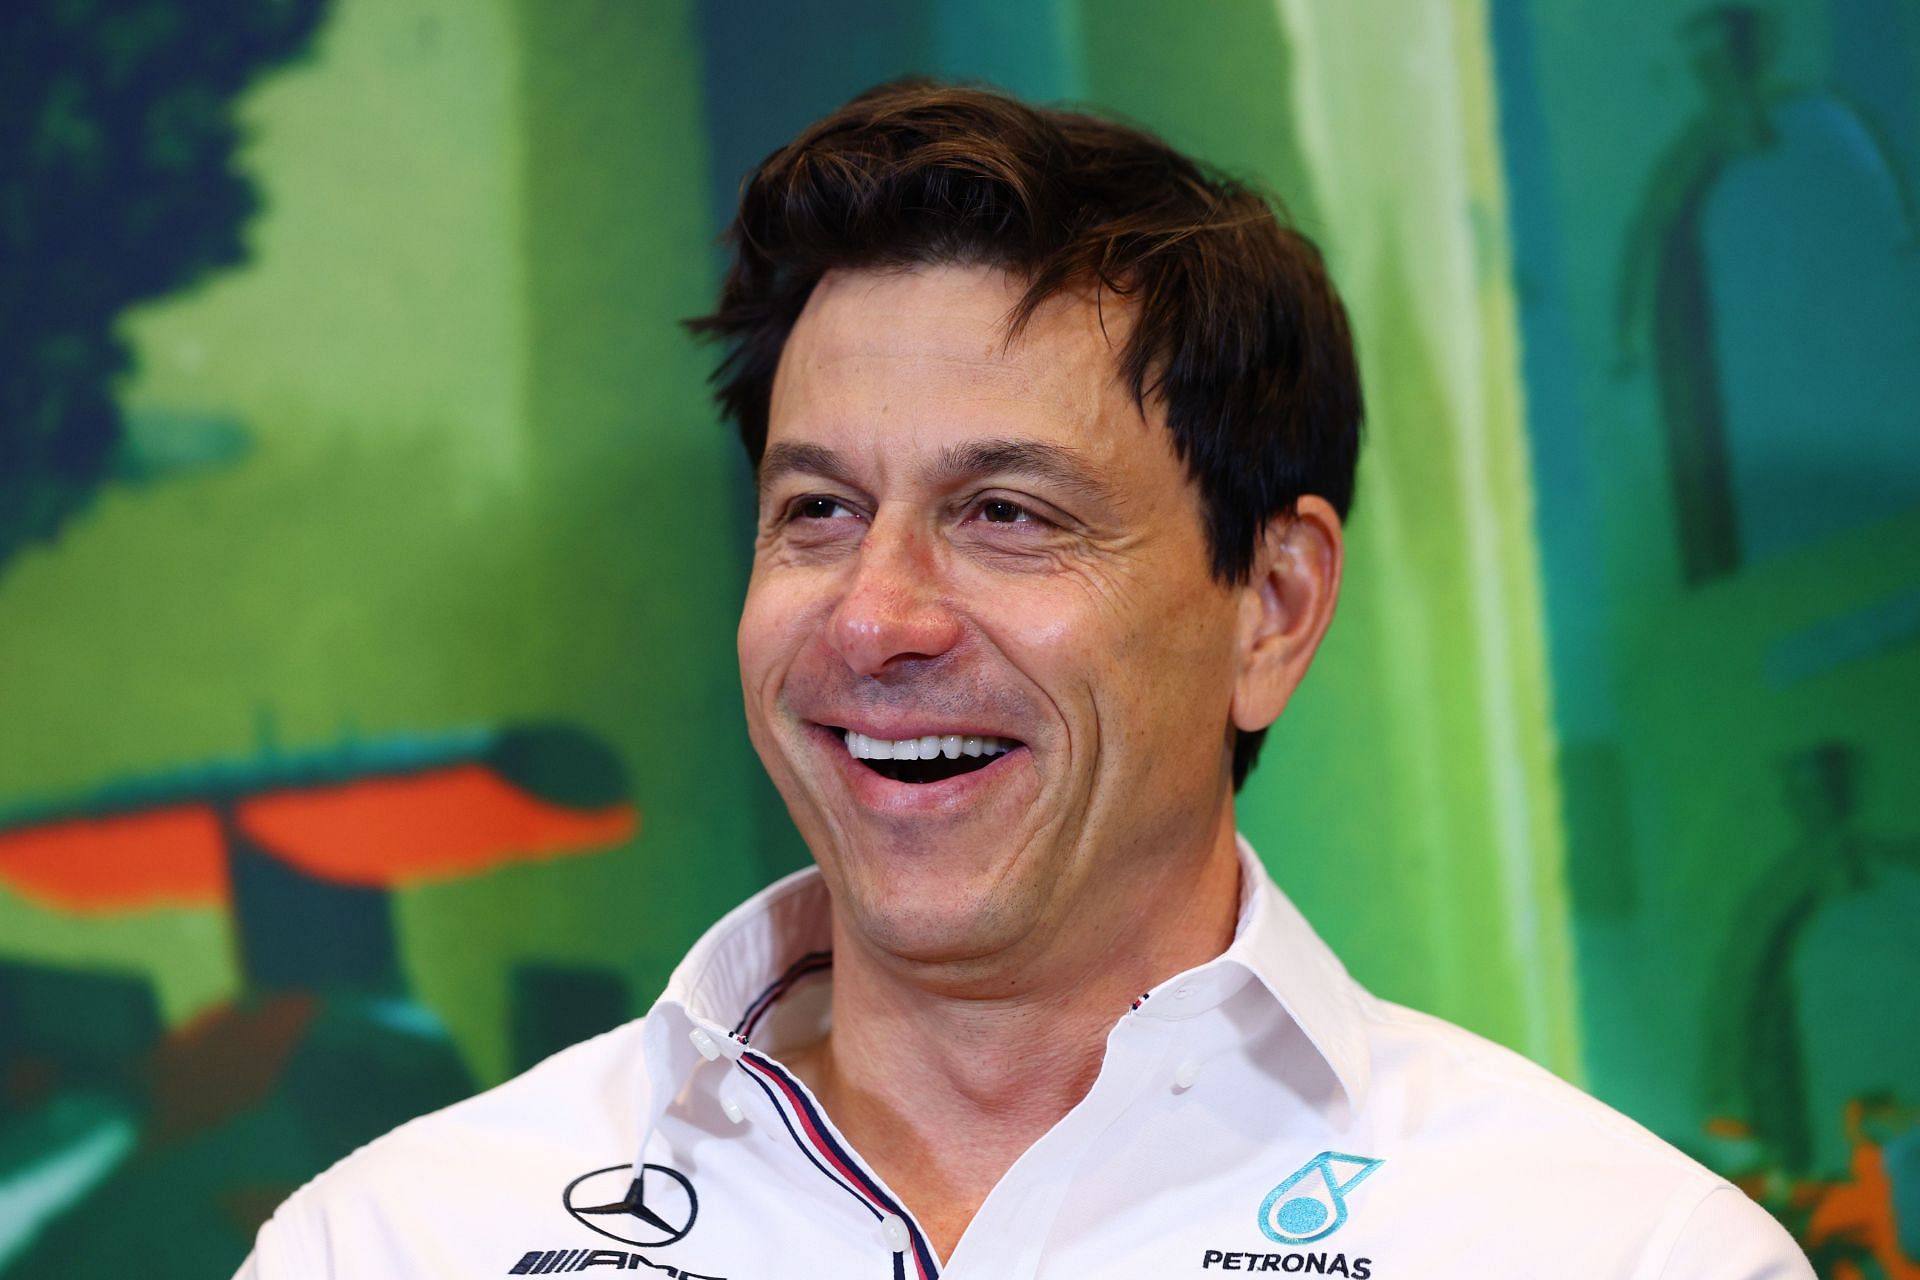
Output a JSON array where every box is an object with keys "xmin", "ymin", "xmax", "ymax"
[{"xmin": 782, "ymin": 813, "xmax": 1243, "ymax": 1260}]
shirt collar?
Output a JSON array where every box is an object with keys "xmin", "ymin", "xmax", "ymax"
[
  {"xmin": 635, "ymin": 834, "xmax": 1372, "ymax": 1154},
  {"xmin": 661, "ymin": 864, "xmax": 835, "ymax": 1034},
  {"xmin": 1226, "ymin": 834, "xmax": 1373, "ymax": 1110},
  {"xmin": 631, "ymin": 866, "xmax": 832, "ymax": 1165}
]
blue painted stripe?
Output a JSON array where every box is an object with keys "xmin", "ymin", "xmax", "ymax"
[{"xmin": 1766, "ymin": 584, "xmax": 1920, "ymax": 686}]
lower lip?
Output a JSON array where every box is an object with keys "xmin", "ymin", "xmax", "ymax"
[{"xmin": 811, "ymin": 725, "xmax": 1031, "ymax": 815}]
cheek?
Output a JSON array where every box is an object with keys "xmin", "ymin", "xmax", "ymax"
[
  {"xmin": 738, "ymin": 575, "xmax": 814, "ymax": 699},
  {"xmin": 1115, "ymin": 578, "xmax": 1243, "ymax": 751},
  {"xmin": 987, "ymin": 571, "xmax": 1237, "ymax": 737},
  {"xmin": 739, "ymin": 566, "xmax": 859, "ymax": 747}
]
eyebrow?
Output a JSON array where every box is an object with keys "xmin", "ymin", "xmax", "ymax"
[
  {"xmin": 929, "ymin": 439, "xmax": 1116, "ymax": 505},
  {"xmin": 757, "ymin": 442, "xmax": 859, "ymax": 499},
  {"xmin": 758, "ymin": 437, "xmax": 1115, "ymax": 507}
]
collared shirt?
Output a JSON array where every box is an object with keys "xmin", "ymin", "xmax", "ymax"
[{"xmin": 238, "ymin": 839, "xmax": 1811, "ymax": 1279}]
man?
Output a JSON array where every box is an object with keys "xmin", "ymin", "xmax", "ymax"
[{"xmin": 239, "ymin": 82, "xmax": 1810, "ymax": 1278}]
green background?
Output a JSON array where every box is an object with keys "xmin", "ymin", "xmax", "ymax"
[{"xmin": 2, "ymin": 1, "xmax": 1915, "ymax": 1274}]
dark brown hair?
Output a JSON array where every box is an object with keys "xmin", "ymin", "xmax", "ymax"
[{"xmin": 690, "ymin": 79, "xmax": 1362, "ymax": 789}]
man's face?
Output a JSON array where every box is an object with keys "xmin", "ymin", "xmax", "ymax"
[{"xmin": 739, "ymin": 265, "xmax": 1247, "ymax": 971}]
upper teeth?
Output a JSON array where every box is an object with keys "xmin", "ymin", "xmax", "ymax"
[{"xmin": 844, "ymin": 731, "xmax": 1017, "ymax": 761}]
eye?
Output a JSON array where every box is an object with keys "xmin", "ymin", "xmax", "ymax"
[
  {"xmin": 977, "ymin": 498, "xmax": 1032, "ymax": 524},
  {"xmin": 790, "ymin": 495, "xmax": 861, "ymax": 521}
]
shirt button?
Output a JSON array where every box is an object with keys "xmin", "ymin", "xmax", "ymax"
[
  {"xmin": 1174, "ymin": 986, "xmax": 1193, "ymax": 1000},
  {"xmin": 720, "ymin": 1093, "xmax": 747, "ymax": 1125},
  {"xmin": 689, "ymin": 1027, "xmax": 721, "ymax": 1060},
  {"xmin": 1173, "ymin": 1056, "xmax": 1202, "ymax": 1090},
  {"xmin": 879, "ymin": 1212, "xmax": 909, "ymax": 1253}
]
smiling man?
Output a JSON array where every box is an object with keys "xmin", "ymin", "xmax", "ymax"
[
  {"xmin": 735, "ymin": 260, "xmax": 1316, "ymax": 1257},
  {"xmin": 238, "ymin": 83, "xmax": 1810, "ymax": 1279}
]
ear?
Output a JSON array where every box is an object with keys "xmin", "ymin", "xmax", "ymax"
[{"xmin": 1230, "ymin": 495, "xmax": 1344, "ymax": 735}]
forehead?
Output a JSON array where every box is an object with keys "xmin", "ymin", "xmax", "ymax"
[{"xmin": 766, "ymin": 265, "xmax": 1151, "ymax": 469}]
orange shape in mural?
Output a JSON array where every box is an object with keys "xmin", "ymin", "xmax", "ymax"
[
  {"xmin": 236, "ymin": 764, "xmax": 637, "ymax": 887},
  {"xmin": 0, "ymin": 805, "xmax": 228, "ymax": 911},
  {"xmin": 1803, "ymin": 1114, "xmax": 1920, "ymax": 1280}
]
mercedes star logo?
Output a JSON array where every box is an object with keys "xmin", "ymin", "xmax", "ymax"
[{"xmin": 563, "ymin": 1163, "xmax": 698, "ymax": 1248}]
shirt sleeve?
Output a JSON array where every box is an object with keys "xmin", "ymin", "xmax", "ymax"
[{"xmin": 1657, "ymin": 1185, "xmax": 1815, "ymax": 1280}]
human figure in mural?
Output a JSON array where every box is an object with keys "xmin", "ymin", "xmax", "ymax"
[
  {"xmin": 1705, "ymin": 743, "xmax": 1920, "ymax": 1272},
  {"xmin": 233, "ymin": 82, "xmax": 1814, "ymax": 1278},
  {"xmin": 1614, "ymin": 3, "xmax": 1920, "ymax": 584}
]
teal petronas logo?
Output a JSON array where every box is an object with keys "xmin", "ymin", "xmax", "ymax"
[{"xmin": 1257, "ymin": 1152, "xmax": 1383, "ymax": 1244}]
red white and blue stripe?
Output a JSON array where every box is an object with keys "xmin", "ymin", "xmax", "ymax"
[
  {"xmin": 727, "ymin": 954, "xmax": 940, "ymax": 1280},
  {"xmin": 736, "ymin": 1050, "xmax": 940, "ymax": 1280},
  {"xmin": 731, "ymin": 950, "xmax": 833, "ymax": 1042}
]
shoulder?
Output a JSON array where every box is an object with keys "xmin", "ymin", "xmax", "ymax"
[
  {"xmin": 1362, "ymin": 994, "xmax": 1705, "ymax": 1172},
  {"xmin": 1346, "ymin": 997, "xmax": 1811, "ymax": 1276},
  {"xmin": 243, "ymin": 1017, "xmax": 655, "ymax": 1278}
]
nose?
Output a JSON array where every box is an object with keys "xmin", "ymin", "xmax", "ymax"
[{"xmin": 827, "ymin": 516, "xmax": 964, "ymax": 677}]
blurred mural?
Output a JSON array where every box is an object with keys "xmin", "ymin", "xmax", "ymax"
[
  {"xmin": 1495, "ymin": 2, "xmax": 1920, "ymax": 1273},
  {"xmin": 0, "ymin": 0, "xmax": 1913, "ymax": 1275}
]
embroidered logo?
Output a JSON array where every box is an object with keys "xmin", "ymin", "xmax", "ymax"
[
  {"xmin": 1257, "ymin": 1152, "xmax": 1382, "ymax": 1244},
  {"xmin": 563, "ymin": 1163, "xmax": 698, "ymax": 1248}
]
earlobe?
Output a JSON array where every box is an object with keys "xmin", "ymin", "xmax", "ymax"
[{"xmin": 1230, "ymin": 496, "xmax": 1344, "ymax": 734}]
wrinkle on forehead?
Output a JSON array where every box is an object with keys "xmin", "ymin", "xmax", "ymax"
[{"xmin": 770, "ymin": 266, "xmax": 1141, "ymax": 447}]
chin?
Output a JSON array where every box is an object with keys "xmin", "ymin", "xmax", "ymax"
[{"xmin": 827, "ymin": 852, "xmax": 1038, "ymax": 966}]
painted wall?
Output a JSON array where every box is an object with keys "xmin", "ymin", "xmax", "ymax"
[
  {"xmin": 1493, "ymin": 2, "xmax": 1920, "ymax": 1270},
  {"xmin": 0, "ymin": 1, "xmax": 1912, "ymax": 1274}
]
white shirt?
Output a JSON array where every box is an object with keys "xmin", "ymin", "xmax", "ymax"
[{"xmin": 238, "ymin": 840, "xmax": 1811, "ymax": 1279}]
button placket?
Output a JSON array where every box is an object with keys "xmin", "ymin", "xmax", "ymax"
[{"xmin": 941, "ymin": 1013, "xmax": 1186, "ymax": 1279}]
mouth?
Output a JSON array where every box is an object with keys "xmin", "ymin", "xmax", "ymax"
[{"xmin": 828, "ymin": 727, "xmax": 1023, "ymax": 785}]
